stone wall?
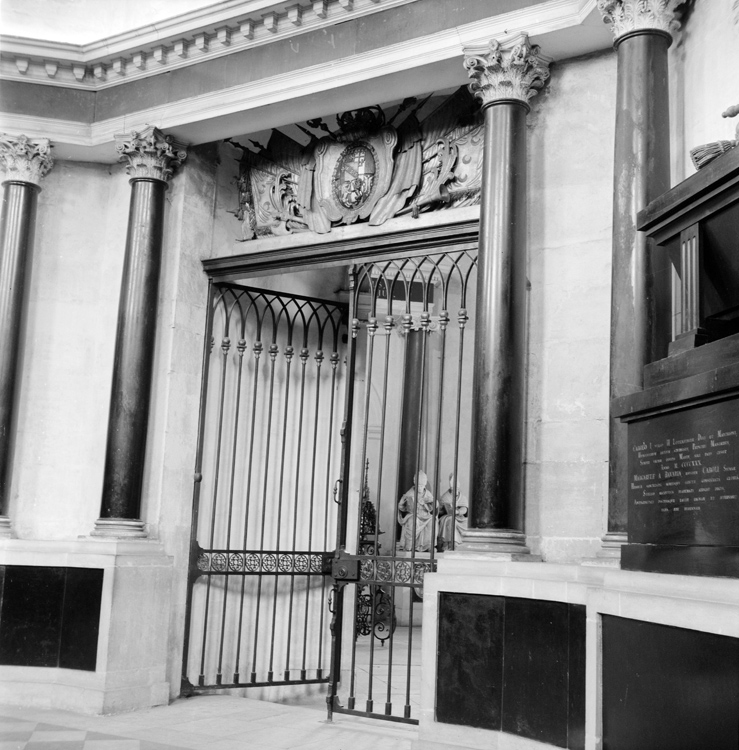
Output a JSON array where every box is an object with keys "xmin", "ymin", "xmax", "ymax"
[
  {"xmin": 525, "ymin": 49, "xmax": 617, "ymax": 561},
  {"xmin": 9, "ymin": 161, "xmax": 128, "ymax": 539}
]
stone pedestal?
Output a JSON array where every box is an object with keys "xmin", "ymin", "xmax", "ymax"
[
  {"xmin": 0, "ymin": 538, "xmax": 173, "ymax": 715},
  {"xmin": 415, "ymin": 558, "xmax": 739, "ymax": 750}
]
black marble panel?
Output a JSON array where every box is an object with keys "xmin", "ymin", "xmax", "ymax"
[
  {"xmin": 0, "ymin": 566, "xmax": 65, "ymax": 667},
  {"xmin": 436, "ymin": 592, "xmax": 503, "ymax": 730},
  {"xmin": 627, "ymin": 399, "xmax": 739, "ymax": 547},
  {"xmin": 436, "ymin": 595, "xmax": 586, "ymax": 749},
  {"xmin": 0, "ymin": 566, "xmax": 104, "ymax": 671},
  {"xmin": 502, "ymin": 598, "xmax": 569, "ymax": 747},
  {"xmin": 567, "ymin": 604, "xmax": 586, "ymax": 750},
  {"xmin": 603, "ymin": 615, "xmax": 739, "ymax": 750},
  {"xmin": 59, "ymin": 568, "xmax": 104, "ymax": 671}
]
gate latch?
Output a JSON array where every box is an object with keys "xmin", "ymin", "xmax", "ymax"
[{"xmin": 331, "ymin": 550, "xmax": 360, "ymax": 582}]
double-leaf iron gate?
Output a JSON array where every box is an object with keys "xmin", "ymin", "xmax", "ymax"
[{"xmin": 183, "ymin": 249, "xmax": 477, "ymax": 725}]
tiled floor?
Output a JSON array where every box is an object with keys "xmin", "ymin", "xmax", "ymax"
[{"xmin": 0, "ymin": 692, "xmax": 417, "ymax": 750}]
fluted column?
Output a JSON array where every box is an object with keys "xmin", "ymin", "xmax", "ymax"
[
  {"xmin": 461, "ymin": 35, "xmax": 551, "ymax": 553},
  {"xmin": 598, "ymin": 0, "xmax": 676, "ymax": 553},
  {"xmin": 93, "ymin": 127, "xmax": 186, "ymax": 537},
  {"xmin": 0, "ymin": 135, "xmax": 54, "ymax": 538}
]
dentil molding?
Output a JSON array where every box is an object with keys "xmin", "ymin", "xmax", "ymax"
[
  {"xmin": 463, "ymin": 34, "xmax": 552, "ymax": 109},
  {"xmin": 0, "ymin": 0, "xmax": 419, "ymax": 91},
  {"xmin": 0, "ymin": 133, "xmax": 54, "ymax": 185},
  {"xmin": 115, "ymin": 126, "xmax": 187, "ymax": 182},
  {"xmin": 597, "ymin": 0, "xmax": 680, "ymax": 42}
]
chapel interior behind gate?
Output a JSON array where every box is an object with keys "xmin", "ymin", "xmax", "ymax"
[{"xmin": 0, "ymin": 2, "xmax": 738, "ymax": 749}]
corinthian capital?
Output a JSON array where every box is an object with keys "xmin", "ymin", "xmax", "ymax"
[
  {"xmin": 463, "ymin": 33, "xmax": 551, "ymax": 110},
  {"xmin": 598, "ymin": 0, "xmax": 679, "ymax": 42},
  {"xmin": 114, "ymin": 126, "xmax": 187, "ymax": 182},
  {"xmin": 0, "ymin": 134, "xmax": 54, "ymax": 186}
]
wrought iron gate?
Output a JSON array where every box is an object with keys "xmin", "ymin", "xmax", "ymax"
[
  {"xmin": 182, "ymin": 283, "xmax": 347, "ymax": 692},
  {"xmin": 328, "ymin": 250, "xmax": 477, "ymax": 725}
]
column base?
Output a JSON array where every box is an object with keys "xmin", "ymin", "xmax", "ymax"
[
  {"xmin": 0, "ymin": 516, "xmax": 13, "ymax": 538},
  {"xmin": 455, "ymin": 528, "xmax": 535, "ymax": 559},
  {"xmin": 91, "ymin": 518, "xmax": 147, "ymax": 538},
  {"xmin": 582, "ymin": 531, "xmax": 626, "ymax": 568}
]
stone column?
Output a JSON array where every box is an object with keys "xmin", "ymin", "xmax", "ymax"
[
  {"xmin": 0, "ymin": 134, "xmax": 54, "ymax": 537},
  {"xmin": 461, "ymin": 35, "xmax": 550, "ymax": 553},
  {"xmin": 93, "ymin": 127, "xmax": 186, "ymax": 537},
  {"xmin": 598, "ymin": 0, "xmax": 676, "ymax": 554}
]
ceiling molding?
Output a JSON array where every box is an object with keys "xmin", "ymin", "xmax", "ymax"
[
  {"xmin": 0, "ymin": 0, "xmax": 610, "ymax": 163},
  {"xmin": 0, "ymin": 0, "xmax": 419, "ymax": 90}
]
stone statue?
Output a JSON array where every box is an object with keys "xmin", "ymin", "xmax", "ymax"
[
  {"xmin": 437, "ymin": 473, "xmax": 468, "ymax": 551},
  {"xmin": 397, "ymin": 470, "xmax": 435, "ymax": 552}
]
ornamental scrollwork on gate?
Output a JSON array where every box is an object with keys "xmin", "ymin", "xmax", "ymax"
[
  {"xmin": 357, "ymin": 557, "xmax": 436, "ymax": 586},
  {"xmin": 229, "ymin": 87, "xmax": 483, "ymax": 240},
  {"xmin": 196, "ymin": 550, "xmax": 325, "ymax": 574}
]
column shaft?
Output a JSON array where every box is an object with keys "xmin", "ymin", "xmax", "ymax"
[
  {"xmin": 0, "ymin": 181, "xmax": 39, "ymax": 519},
  {"xmin": 469, "ymin": 102, "xmax": 528, "ymax": 531},
  {"xmin": 608, "ymin": 31, "xmax": 671, "ymax": 534},
  {"xmin": 99, "ymin": 178, "xmax": 166, "ymax": 524}
]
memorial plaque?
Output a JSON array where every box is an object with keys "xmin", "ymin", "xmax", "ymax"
[{"xmin": 628, "ymin": 398, "xmax": 739, "ymax": 546}]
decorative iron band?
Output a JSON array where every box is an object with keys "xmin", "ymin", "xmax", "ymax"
[
  {"xmin": 197, "ymin": 550, "xmax": 326, "ymax": 575},
  {"xmin": 358, "ymin": 556, "xmax": 436, "ymax": 586}
]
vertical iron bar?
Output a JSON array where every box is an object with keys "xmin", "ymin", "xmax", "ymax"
[
  {"xmin": 181, "ymin": 279, "xmax": 216, "ymax": 691},
  {"xmin": 451, "ymin": 306, "xmax": 469, "ymax": 550},
  {"xmin": 250, "ymin": 334, "xmax": 280, "ymax": 683},
  {"xmin": 233, "ymin": 318, "xmax": 263, "ymax": 683},
  {"xmin": 317, "ymin": 345, "xmax": 340, "ymax": 679},
  {"xmin": 302, "ymin": 335, "xmax": 326, "ymax": 679},
  {"xmin": 198, "ymin": 309, "xmax": 232, "ymax": 686},
  {"xmin": 431, "ymin": 310, "xmax": 449, "ymax": 552},
  {"xmin": 268, "ymin": 316, "xmax": 295, "ymax": 682},
  {"xmin": 216, "ymin": 329, "xmax": 247, "ymax": 684},
  {"xmin": 327, "ymin": 270, "xmax": 358, "ymax": 721},
  {"xmin": 285, "ymin": 334, "xmax": 310, "ymax": 680}
]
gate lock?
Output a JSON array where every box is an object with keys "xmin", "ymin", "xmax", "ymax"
[{"xmin": 330, "ymin": 550, "xmax": 361, "ymax": 582}]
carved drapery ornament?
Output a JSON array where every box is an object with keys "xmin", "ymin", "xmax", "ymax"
[
  {"xmin": 0, "ymin": 134, "xmax": 54, "ymax": 186},
  {"xmin": 114, "ymin": 125, "xmax": 187, "ymax": 182},
  {"xmin": 231, "ymin": 88, "xmax": 484, "ymax": 240},
  {"xmin": 463, "ymin": 33, "xmax": 551, "ymax": 110},
  {"xmin": 597, "ymin": 0, "xmax": 680, "ymax": 41}
]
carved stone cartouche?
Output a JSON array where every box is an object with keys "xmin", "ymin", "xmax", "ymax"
[{"xmin": 232, "ymin": 89, "xmax": 484, "ymax": 240}]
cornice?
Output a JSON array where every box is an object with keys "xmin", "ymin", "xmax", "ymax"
[
  {"xmin": 0, "ymin": 0, "xmax": 420, "ymax": 91},
  {"xmin": 0, "ymin": 0, "xmax": 607, "ymax": 162}
]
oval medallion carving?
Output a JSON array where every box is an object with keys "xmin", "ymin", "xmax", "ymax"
[{"xmin": 332, "ymin": 143, "xmax": 376, "ymax": 210}]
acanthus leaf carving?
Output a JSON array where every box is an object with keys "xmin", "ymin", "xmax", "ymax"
[
  {"xmin": 114, "ymin": 125, "xmax": 187, "ymax": 182},
  {"xmin": 463, "ymin": 33, "xmax": 551, "ymax": 109},
  {"xmin": 597, "ymin": 0, "xmax": 680, "ymax": 41},
  {"xmin": 0, "ymin": 133, "xmax": 54, "ymax": 186}
]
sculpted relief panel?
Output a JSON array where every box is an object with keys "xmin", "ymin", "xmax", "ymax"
[{"xmin": 230, "ymin": 87, "xmax": 483, "ymax": 240}]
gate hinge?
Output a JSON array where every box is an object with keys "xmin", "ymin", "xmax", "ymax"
[
  {"xmin": 330, "ymin": 549, "xmax": 361, "ymax": 582},
  {"xmin": 189, "ymin": 541, "xmax": 205, "ymax": 579}
]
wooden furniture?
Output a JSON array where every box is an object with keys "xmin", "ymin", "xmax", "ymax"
[
  {"xmin": 638, "ymin": 146, "xmax": 739, "ymax": 355},
  {"xmin": 613, "ymin": 148, "xmax": 739, "ymax": 578}
]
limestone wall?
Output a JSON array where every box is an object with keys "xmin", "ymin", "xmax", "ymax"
[
  {"xmin": 525, "ymin": 49, "xmax": 617, "ymax": 561},
  {"xmin": 9, "ymin": 161, "xmax": 128, "ymax": 539}
]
